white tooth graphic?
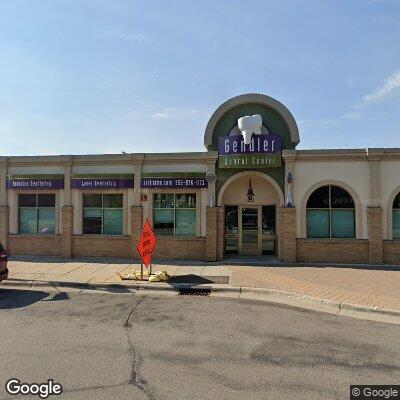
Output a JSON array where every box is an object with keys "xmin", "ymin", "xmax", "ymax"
[{"xmin": 237, "ymin": 114, "xmax": 263, "ymax": 145}]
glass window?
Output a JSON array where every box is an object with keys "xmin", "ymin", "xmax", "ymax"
[
  {"xmin": 153, "ymin": 193, "xmax": 174, "ymax": 208},
  {"xmin": 154, "ymin": 209, "xmax": 174, "ymax": 236},
  {"xmin": 83, "ymin": 194, "xmax": 102, "ymax": 208},
  {"xmin": 262, "ymin": 205, "xmax": 275, "ymax": 235},
  {"xmin": 19, "ymin": 209, "xmax": 38, "ymax": 234},
  {"xmin": 331, "ymin": 210, "xmax": 355, "ymax": 238},
  {"xmin": 83, "ymin": 208, "xmax": 102, "ymax": 234},
  {"xmin": 103, "ymin": 194, "xmax": 123, "ymax": 208},
  {"xmin": 18, "ymin": 194, "xmax": 56, "ymax": 234},
  {"xmin": 306, "ymin": 185, "xmax": 355, "ymax": 238},
  {"xmin": 103, "ymin": 209, "xmax": 123, "ymax": 235},
  {"xmin": 153, "ymin": 193, "xmax": 196, "ymax": 236},
  {"xmin": 224, "ymin": 206, "xmax": 238, "ymax": 254},
  {"xmin": 307, "ymin": 210, "xmax": 330, "ymax": 238},
  {"xmin": 331, "ymin": 186, "xmax": 355, "ymax": 208},
  {"xmin": 393, "ymin": 210, "xmax": 400, "ymax": 239},
  {"xmin": 307, "ymin": 186, "xmax": 329, "ymax": 208},
  {"xmin": 175, "ymin": 209, "xmax": 196, "ymax": 236},
  {"xmin": 82, "ymin": 194, "xmax": 123, "ymax": 235},
  {"xmin": 393, "ymin": 194, "xmax": 400, "ymax": 239},
  {"xmin": 19, "ymin": 194, "xmax": 37, "ymax": 207}
]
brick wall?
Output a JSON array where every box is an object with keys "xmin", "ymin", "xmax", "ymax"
[
  {"xmin": 130, "ymin": 206, "xmax": 143, "ymax": 261},
  {"xmin": 8, "ymin": 235, "xmax": 62, "ymax": 256},
  {"xmin": 383, "ymin": 241, "xmax": 400, "ymax": 265},
  {"xmin": 297, "ymin": 239, "xmax": 369, "ymax": 263},
  {"xmin": 206, "ymin": 207, "xmax": 219, "ymax": 261},
  {"xmin": 280, "ymin": 207, "xmax": 296, "ymax": 262},
  {"xmin": 61, "ymin": 206, "xmax": 73, "ymax": 258},
  {"xmin": 72, "ymin": 235, "xmax": 131, "ymax": 258},
  {"xmin": 153, "ymin": 237, "xmax": 206, "ymax": 260},
  {"xmin": 367, "ymin": 207, "xmax": 383, "ymax": 264}
]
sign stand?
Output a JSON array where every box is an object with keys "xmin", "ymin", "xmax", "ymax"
[{"xmin": 136, "ymin": 219, "xmax": 157, "ymax": 280}]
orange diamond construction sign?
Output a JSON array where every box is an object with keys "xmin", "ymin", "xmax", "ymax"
[{"xmin": 136, "ymin": 219, "xmax": 157, "ymax": 268}]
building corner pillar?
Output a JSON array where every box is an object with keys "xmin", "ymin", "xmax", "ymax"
[
  {"xmin": 279, "ymin": 206, "xmax": 296, "ymax": 263},
  {"xmin": 206, "ymin": 206, "xmax": 223, "ymax": 262},
  {"xmin": 61, "ymin": 206, "xmax": 73, "ymax": 258},
  {"xmin": 367, "ymin": 207, "xmax": 383, "ymax": 264},
  {"xmin": 130, "ymin": 206, "xmax": 143, "ymax": 261},
  {"xmin": 0, "ymin": 206, "xmax": 9, "ymax": 251}
]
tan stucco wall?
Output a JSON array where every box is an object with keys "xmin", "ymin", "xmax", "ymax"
[
  {"xmin": 220, "ymin": 174, "xmax": 281, "ymax": 206},
  {"xmin": 381, "ymin": 161, "xmax": 400, "ymax": 240}
]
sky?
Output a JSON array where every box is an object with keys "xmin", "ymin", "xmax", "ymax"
[{"xmin": 0, "ymin": 0, "xmax": 399, "ymax": 156}]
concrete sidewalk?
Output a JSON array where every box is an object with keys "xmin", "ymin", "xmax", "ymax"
[
  {"xmin": 5, "ymin": 256, "xmax": 232, "ymax": 286},
  {"xmin": 229, "ymin": 264, "xmax": 400, "ymax": 312},
  {"xmin": 3, "ymin": 256, "xmax": 400, "ymax": 315}
]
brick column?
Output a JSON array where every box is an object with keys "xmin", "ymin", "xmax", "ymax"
[
  {"xmin": 216, "ymin": 207, "xmax": 224, "ymax": 261},
  {"xmin": 206, "ymin": 206, "xmax": 223, "ymax": 261},
  {"xmin": 61, "ymin": 206, "xmax": 73, "ymax": 258},
  {"xmin": 277, "ymin": 207, "xmax": 284, "ymax": 261},
  {"xmin": 367, "ymin": 207, "xmax": 383, "ymax": 264},
  {"xmin": 280, "ymin": 207, "xmax": 296, "ymax": 262},
  {"xmin": 0, "ymin": 206, "xmax": 9, "ymax": 251},
  {"xmin": 130, "ymin": 206, "xmax": 143, "ymax": 261}
]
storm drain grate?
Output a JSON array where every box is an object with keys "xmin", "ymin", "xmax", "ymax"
[{"xmin": 178, "ymin": 287, "xmax": 211, "ymax": 296}]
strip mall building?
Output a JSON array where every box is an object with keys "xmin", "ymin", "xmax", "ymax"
[{"xmin": 1, "ymin": 94, "xmax": 400, "ymax": 264}]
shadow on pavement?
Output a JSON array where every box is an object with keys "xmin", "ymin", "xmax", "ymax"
[
  {"xmin": 168, "ymin": 274, "xmax": 214, "ymax": 285},
  {"xmin": 0, "ymin": 288, "xmax": 50, "ymax": 309},
  {"xmin": 43, "ymin": 292, "xmax": 70, "ymax": 302}
]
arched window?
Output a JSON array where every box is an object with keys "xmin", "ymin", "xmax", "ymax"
[
  {"xmin": 393, "ymin": 193, "xmax": 400, "ymax": 239},
  {"xmin": 306, "ymin": 185, "xmax": 355, "ymax": 238}
]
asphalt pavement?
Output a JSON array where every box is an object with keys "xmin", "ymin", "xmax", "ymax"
[{"xmin": 0, "ymin": 287, "xmax": 399, "ymax": 400}]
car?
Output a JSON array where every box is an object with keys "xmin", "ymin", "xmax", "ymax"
[{"xmin": 0, "ymin": 242, "xmax": 8, "ymax": 282}]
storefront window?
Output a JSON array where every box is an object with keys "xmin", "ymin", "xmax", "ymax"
[
  {"xmin": 393, "ymin": 193, "xmax": 400, "ymax": 239},
  {"xmin": 83, "ymin": 194, "xmax": 123, "ymax": 235},
  {"xmin": 153, "ymin": 193, "xmax": 196, "ymax": 236},
  {"xmin": 19, "ymin": 194, "xmax": 56, "ymax": 234},
  {"xmin": 306, "ymin": 185, "xmax": 355, "ymax": 238}
]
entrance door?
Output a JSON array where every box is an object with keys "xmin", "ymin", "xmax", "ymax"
[
  {"xmin": 240, "ymin": 207, "xmax": 260, "ymax": 255},
  {"xmin": 224, "ymin": 205, "xmax": 276, "ymax": 256}
]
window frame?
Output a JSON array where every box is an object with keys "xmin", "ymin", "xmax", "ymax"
[
  {"xmin": 18, "ymin": 193, "xmax": 57, "ymax": 235},
  {"xmin": 392, "ymin": 193, "xmax": 400, "ymax": 240},
  {"xmin": 306, "ymin": 185, "xmax": 356, "ymax": 239},
  {"xmin": 82, "ymin": 193, "xmax": 124, "ymax": 236},
  {"xmin": 152, "ymin": 193, "xmax": 197, "ymax": 237}
]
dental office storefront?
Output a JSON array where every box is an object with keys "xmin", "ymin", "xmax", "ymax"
[{"xmin": 1, "ymin": 93, "xmax": 400, "ymax": 265}]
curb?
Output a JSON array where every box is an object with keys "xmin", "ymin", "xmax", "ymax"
[{"xmin": 3, "ymin": 278, "xmax": 400, "ymax": 318}]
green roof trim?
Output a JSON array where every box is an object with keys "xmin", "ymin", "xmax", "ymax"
[
  {"xmin": 72, "ymin": 173, "xmax": 134, "ymax": 179},
  {"xmin": 7, "ymin": 174, "xmax": 64, "ymax": 179},
  {"xmin": 141, "ymin": 172, "xmax": 205, "ymax": 178}
]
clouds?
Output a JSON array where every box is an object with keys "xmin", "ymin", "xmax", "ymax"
[
  {"xmin": 152, "ymin": 107, "xmax": 199, "ymax": 120},
  {"xmin": 94, "ymin": 29, "xmax": 147, "ymax": 42},
  {"xmin": 362, "ymin": 70, "xmax": 400, "ymax": 104},
  {"xmin": 128, "ymin": 102, "xmax": 200, "ymax": 120},
  {"xmin": 340, "ymin": 69, "xmax": 400, "ymax": 122}
]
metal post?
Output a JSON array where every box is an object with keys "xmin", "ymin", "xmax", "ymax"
[{"xmin": 140, "ymin": 262, "xmax": 143, "ymax": 281}]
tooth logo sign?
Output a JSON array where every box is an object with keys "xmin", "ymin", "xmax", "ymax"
[{"xmin": 238, "ymin": 114, "xmax": 263, "ymax": 145}]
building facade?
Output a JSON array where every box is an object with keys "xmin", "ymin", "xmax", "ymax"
[{"xmin": 1, "ymin": 93, "xmax": 400, "ymax": 264}]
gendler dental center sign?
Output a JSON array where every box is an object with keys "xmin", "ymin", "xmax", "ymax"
[{"xmin": 218, "ymin": 134, "xmax": 282, "ymax": 168}]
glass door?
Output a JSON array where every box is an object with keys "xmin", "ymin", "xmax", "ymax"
[
  {"xmin": 225, "ymin": 206, "xmax": 238, "ymax": 254},
  {"xmin": 240, "ymin": 207, "xmax": 261, "ymax": 255}
]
